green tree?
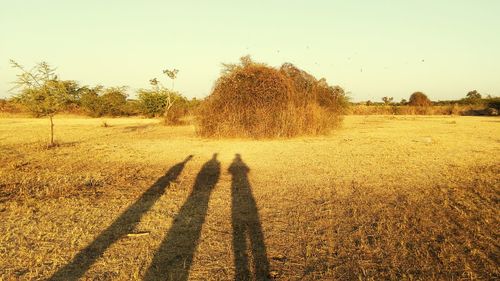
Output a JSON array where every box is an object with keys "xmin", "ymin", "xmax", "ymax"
[
  {"xmin": 122, "ymin": 99, "xmax": 142, "ymax": 116},
  {"xmin": 137, "ymin": 89, "xmax": 172, "ymax": 117},
  {"xmin": 100, "ymin": 87, "xmax": 128, "ymax": 116},
  {"xmin": 466, "ymin": 90, "xmax": 481, "ymax": 100},
  {"xmin": 382, "ymin": 96, "xmax": 394, "ymax": 105},
  {"xmin": 10, "ymin": 59, "xmax": 69, "ymax": 146},
  {"xmin": 463, "ymin": 90, "xmax": 482, "ymax": 104},
  {"xmin": 144, "ymin": 71, "xmax": 186, "ymax": 123},
  {"xmin": 163, "ymin": 68, "xmax": 179, "ymax": 90},
  {"xmin": 80, "ymin": 85, "xmax": 104, "ymax": 116},
  {"xmin": 79, "ymin": 86, "xmax": 127, "ymax": 117}
]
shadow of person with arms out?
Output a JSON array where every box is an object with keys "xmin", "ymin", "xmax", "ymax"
[
  {"xmin": 229, "ymin": 154, "xmax": 271, "ymax": 281},
  {"xmin": 144, "ymin": 153, "xmax": 220, "ymax": 281},
  {"xmin": 49, "ymin": 155, "xmax": 193, "ymax": 281}
]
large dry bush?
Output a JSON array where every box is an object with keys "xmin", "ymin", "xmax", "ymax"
[
  {"xmin": 197, "ymin": 57, "xmax": 348, "ymax": 138},
  {"xmin": 409, "ymin": 91, "xmax": 432, "ymax": 106}
]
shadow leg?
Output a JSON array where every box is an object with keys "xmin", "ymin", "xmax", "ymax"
[
  {"xmin": 48, "ymin": 156, "xmax": 192, "ymax": 281},
  {"xmin": 144, "ymin": 154, "xmax": 220, "ymax": 281}
]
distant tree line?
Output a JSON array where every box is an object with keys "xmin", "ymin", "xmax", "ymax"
[
  {"xmin": 2, "ymin": 60, "xmax": 498, "ymax": 145},
  {"xmin": 361, "ymin": 91, "xmax": 498, "ymax": 109},
  {"xmin": 353, "ymin": 91, "xmax": 499, "ymax": 116},
  {"xmin": 5, "ymin": 60, "xmax": 200, "ymax": 119},
  {"xmin": 4, "ymin": 60, "xmax": 200, "ymax": 146}
]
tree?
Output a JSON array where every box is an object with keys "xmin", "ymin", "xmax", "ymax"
[
  {"xmin": 382, "ymin": 96, "xmax": 394, "ymax": 105},
  {"xmin": 80, "ymin": 85, "xmax": 104, "ymax": 116},
  {"xmin": 10, "ymin": 59, "xmax": 69, "ymax": 146},
  {"xmin": 146, "ymin": 70, "xmax": 185, "ymax": 123},
  {"xmin": 59, "ymin": 80, "xmax": 83, "ymax": 106},
  {"xmin": 79, "ymin": 86, "xmax": 128, "ymax": 116},
  {"xmin": 163, "ymin": 68, "xmax": 179, "ymax": 90},
  {"xmin": 464, "ymin": 90, "xmax": 482, "ymax": 104},
  {"xmin": 466, "ymin": 90, "xmax": 481, "ymax": 100},
  {"xmin": 400, "ymin": 98, "xmax": 408, "ymax": 105},
  {"xmin": 409, "ymin": 91, "xmax": 432, "ymax": 106},
  {"xmin": 100, "ymin": 87, "xmax": 128, "ymax": 116},
  {"xmin": 137, "ymin": 88, "xmax": 173, "ymax": 117}
]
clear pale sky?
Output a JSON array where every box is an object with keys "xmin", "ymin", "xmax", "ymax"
[{"xmin": 1, "ymin": 0, "xmax": 499, "ymax": 101}]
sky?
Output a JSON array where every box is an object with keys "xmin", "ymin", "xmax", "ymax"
[{"xmin": 1, "ymin": 0, "xmax": 499, "ymax": 102}]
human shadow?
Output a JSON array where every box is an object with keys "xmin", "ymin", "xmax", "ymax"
[
  {"xmin": 48, "ymin": 155, "xmax": 193, "ymax": 281},
  {"xmin": 144, "ymin": 153, "xmax": 221, "ymax": 281},
  {"xmin": 229, "ymin": 154, "xmax": 271, "ymax": 280}
]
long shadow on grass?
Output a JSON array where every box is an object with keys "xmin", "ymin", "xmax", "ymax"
[
  {"xmin": 48, "ymin": 155, "xmax": 193, "ymax": 281},
  {"xmin": 229, "ymin": 154, "xmax": 271, "ymax": 280},
  {"xmin": 143, "ymin": 153, "xmax": 220, "ymax": 281}
]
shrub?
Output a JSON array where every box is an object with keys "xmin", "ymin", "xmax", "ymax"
[
  {"xmin": 186, "ymin": 97, "xmax": 202, "ymax": 114},
  {"xmin": 80, "ymin": 87, "xmax": 104, "ymax": 117},
  {"xmin": 409, "ymin": 92, "xmax": 432, "ymax": 107},
  {"xmin": 164, "ymin": 95, "xmax": 190, "ymax": 125},
  {"xmin": 486, "ymin": 97, "xmax": 500, "ymax": 110},
  {"xmin": 197, "ymin": 56, "xmax": 348, "ymax": 138},
  {"xmin": 347, "ymin": 104, "xmax": 488, "ymax": 116},
  {"xmin": 100, "ymin": 87, "xmax": 128, "ymax": 116},
  {"xmin": 137, "ymin": 89, "xmax": 172, "ymax": 117},
  {"xmin": 80, "ymin": 86, "xmax": 128, "ymax": 117},
  {"xmin": 122, "ymin": 99, "xmax": 142, "ymax": 116},
  {"xmin": 0, "ymin": 99, "xmax": 26, "ymax": 114}
]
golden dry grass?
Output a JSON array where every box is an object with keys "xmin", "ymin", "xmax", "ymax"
[{"xmin": 0, "ymin": 115, "xmax": 499, "ymax": 280}]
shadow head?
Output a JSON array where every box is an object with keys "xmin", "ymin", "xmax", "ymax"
[{"xmin": 184, "ymin": 155, "xmax": 194, "ymax": 162}]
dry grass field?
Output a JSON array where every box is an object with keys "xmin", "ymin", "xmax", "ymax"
[{"xmin": 0, "ymin": 115, "xmax": 499, "ymax": 280}]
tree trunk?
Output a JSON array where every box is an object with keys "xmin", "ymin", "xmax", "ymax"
[
  {"xmin": 164, "ymin": 98, "xmax": 174, "ymax": 125},
  {"xmin": 49, "ymin": 115, "xmax": 54, "ymax": 146}
]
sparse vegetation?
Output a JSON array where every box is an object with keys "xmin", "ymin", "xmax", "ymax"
[
  {"xmin": 3, "ymin": 62, "xmax": 498, "ymax": 122},
  {"xmin": 348, "ymin": 104, "xmax": 483, "ymax": 115},
  {"xmin": 382, "ymin": 96, "xmax": 394, "ymax": 105},
  {"xmin": 350, "ymin": 90, "xmax": 499, "ymax": 116},
  {"xmin": 9, "ymin": 60, "xmax": 70, "ymax": 146},
  {"xmin": 0, "ymin": 115, "xmax": 498, "ymax": 280},
  {"xmin": 4, "ymin": 64, "xmax": 193, "ymax": 123},
  {"xmin": 164, "ymin": 95, "xmax": 190, "ymax": 125},
  {"xmin": 2, "ymin": 1, "xmax": 498, "ymax": 279},
  {"xmin": 141, "ymin": 70, "xmax": 191, "ymax": 125},
  {"xmin": 0, "ymin": 57, "xmax": 498, "ymax": 281}
]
